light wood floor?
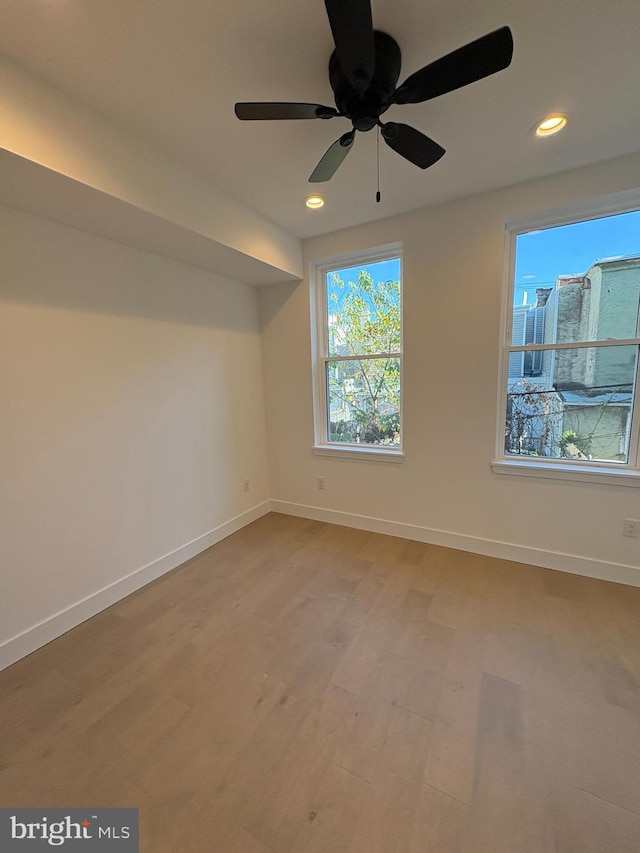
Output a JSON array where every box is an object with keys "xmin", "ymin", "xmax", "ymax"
[{"xmin": 1, "ymin": 513, "xmax": 640, "ymax": 852}]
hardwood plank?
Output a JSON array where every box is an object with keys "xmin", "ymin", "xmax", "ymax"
[
  {"xmin": 133, "ymin": 676, "xmax": 287, "ymax": 806},
  {"xmin": 218, "ymin": 826, "xmax": 274, "ymax": 853},
  {"xmin": 332, "ymin": 650, "xmax": 414, "ymax": 783},
  {"xmin": 597, "ymin": 650, "xmax": 640, "ymax": 714},
  {"xmin": 347, "ymin": 706, "xmax": 432, "ymax": 853},
  {"xmin": 398, "ymin": 540, "xmax": 431, "ymax": 566},
  {"xmin": 0, "ymin": 731, "xmax": 153, "ymax": 810},
  {"xmin": 396, "ymin": 663, "xmax": 443, "ymax": 720},
  {"xmin": 523, "ymin": 681, "xmax": 640, "ymax": 817},
  {"xmin": 249, "ymin": 682, "xmax": 356, "ymax": 851},
  {"xmin": 391, "ymin": 618, "xmax": 454, "ymax": 668},
  {"xmin": 331, "ymin": 572, "xmax": 412, "ymax": 695},
  {"xmin": 285, "ymin": 761, "xmax": 369, "ymax": 853},
  {"xmin": 340, "ymin": 569, "xmax": 388, "ymax": 627},
  {"xmin": 77, "ymin": 688, "xmax": 191, "ymax": 766},
  {"xmin": 409, "ymin": 784, "xmax": 468, "ymax": 853},
  {"xmin": 471, "ymin": 674, "xmax": 525, "ymax": 831},
  {"xmin": 422, "ymin": 661, "xmax": 483, "ymax": 804},
  {"xmin": 549, "ymin": 788, "xmax": 640, "ymax": 853}
]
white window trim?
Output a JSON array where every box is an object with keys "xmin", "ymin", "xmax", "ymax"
[
  {"xmin": 310, "ymin": 242, "xmax": 404, "ymax": 462},
  {"xmin": 491, "ymin": 457, "xmax": 640, "ymax": 486},
  {"xmin": 493, "ymin": 188, "xmax": 640, "ymax": 486}
]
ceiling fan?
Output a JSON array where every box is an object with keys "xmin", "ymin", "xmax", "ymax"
[{"xmin": 235, "ymin": 0, "xmax": 513, "ymax": 183}]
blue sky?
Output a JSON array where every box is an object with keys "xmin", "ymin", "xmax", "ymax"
[
  {"xmin": 514, "ymin": 209, "xmax": 640, "ymax": 304},
  {"xmin": 330, "ymin": 258, "xmax": 400, "ymax": 287},
  {"xmin": 327, "ymin": 257, "xmax": 401, "ymax": 308}
]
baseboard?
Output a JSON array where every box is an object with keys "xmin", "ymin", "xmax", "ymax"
[
  {"xmin": 271, "ymin": 499, "xmax": 640, "ymax": 588},
  {"xmin": 0, "ymin": 501, "xmax": 271, "ymax": 672}
]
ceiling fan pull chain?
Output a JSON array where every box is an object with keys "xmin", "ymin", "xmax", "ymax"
[{"xmin": 376, "ymin": 127, "xmax": 381, "ymax": 203}]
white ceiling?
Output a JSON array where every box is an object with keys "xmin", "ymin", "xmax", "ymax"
[{"xmin": 1, "ymin": 0, "xmax": 640, "ymax": 240}]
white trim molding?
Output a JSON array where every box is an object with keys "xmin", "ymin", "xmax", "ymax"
[
  {"xmin": 492, "ymin": 458, "xmax": 640, "ymax": 486},
  {"xmin": 271, "ymin": 499, "xmax": 640, "ymax": 588},
  {"xmin": 0, "ymin": 501, "xmax": 271, "ymax": 672},
  {"xmin": 313, "ymin": 444, "xmax": 405, "ymax": 463}
]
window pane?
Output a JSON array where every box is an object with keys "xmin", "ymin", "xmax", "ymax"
[
  {"xmin": 326, "ymin": 258, "xmax": 401, "ymax": 357},
  {"xmin": 327, "ymin": 357, "xmax": 400, "ymax": 446},
  {"xmin": 511, "ymin": 210, "xmax": 640, "ymax": 346},
  {"xmin": 504, "ymin": 346, "xmax": 637, "ymax": 462}
]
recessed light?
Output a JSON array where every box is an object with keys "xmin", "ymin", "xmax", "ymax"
[
  {"xmin": 305, "ymin": 195, "xmax": 325, "ymax": 209},
  {"xmin": 534, "ymin": 115, "xmax": 567, "ymax": 137}
]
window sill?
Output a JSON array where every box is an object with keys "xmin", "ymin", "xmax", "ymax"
[
  {"xmin": 313, "ymin": 444, "xmax": 405, "ymax": 463},
  {"xmin": 492, "ymin": 458, "xmax": 640, "ymax": 487}
]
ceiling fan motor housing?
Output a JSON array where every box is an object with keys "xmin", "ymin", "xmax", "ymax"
[{"xmin": 329, "ymin": 31, "xmax": 401, "ymax": 131}]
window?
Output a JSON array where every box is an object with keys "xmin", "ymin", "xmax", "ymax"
[
  {"xmin": 311, "ymin": 245, "xmax": 403, "ymax": 460},
  {"xmin": 494, "ymin": 192, "xmax": 640, "ymax": 484}
]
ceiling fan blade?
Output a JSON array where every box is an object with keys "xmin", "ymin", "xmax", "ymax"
[
  {"xmin": 381, "ymin": 123, "xmax": 445, "ymax": 169},
  {"xmin": 324, "ymin": 0, "xmax": 375, "ymax": 91},
  {"xmin": 309, "ymin": 131, "xmax": 355, "ymax": 182},
  {"xmin": 235, "ymin": 102, "xmax": 337, "ymax": 120},
  {"xmin": 394, "ymin": 26, "xmax": 513, "ymax": 104}
]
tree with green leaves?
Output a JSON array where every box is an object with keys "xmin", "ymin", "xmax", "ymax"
[{"xmin": 327, "ymin": 269, "xmax": 401, "ymax": 445}]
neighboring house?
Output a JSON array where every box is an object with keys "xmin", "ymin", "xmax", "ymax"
[
  {"xmin": 508, "ymin": 291, "xmax": 549, "ymax": 384},
  {"xmin": 506, "ymin": 256, "xmax": 640, "ymax": 460}
]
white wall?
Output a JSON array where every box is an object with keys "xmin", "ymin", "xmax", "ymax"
[
  {"xmin": 1, "ymin": 204, "xmax": 270, "ymax": 667},
  {"xmin": 261, "ymin": 151, "xmax": 640, "ymax": 585}
]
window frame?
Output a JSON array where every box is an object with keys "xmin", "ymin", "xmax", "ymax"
[
  {"xmin": 310, "ymin": 242, "xmax": 404, "ymax": 462},
  {"xmin": 493, "ymin": 189, "xmax": 640, "ymax": 486}
]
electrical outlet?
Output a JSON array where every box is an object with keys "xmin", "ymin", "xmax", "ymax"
[
  {"xmin": 242, "ymin": 479, "xmax": 250, "ymax": 493},
  {"xmin": 623, "ymin": 518, "xmax": 640, "ymax": 537},
  {"xmin": 316, "ymin": 476, "xmax": 326, "ymax": 490}
]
